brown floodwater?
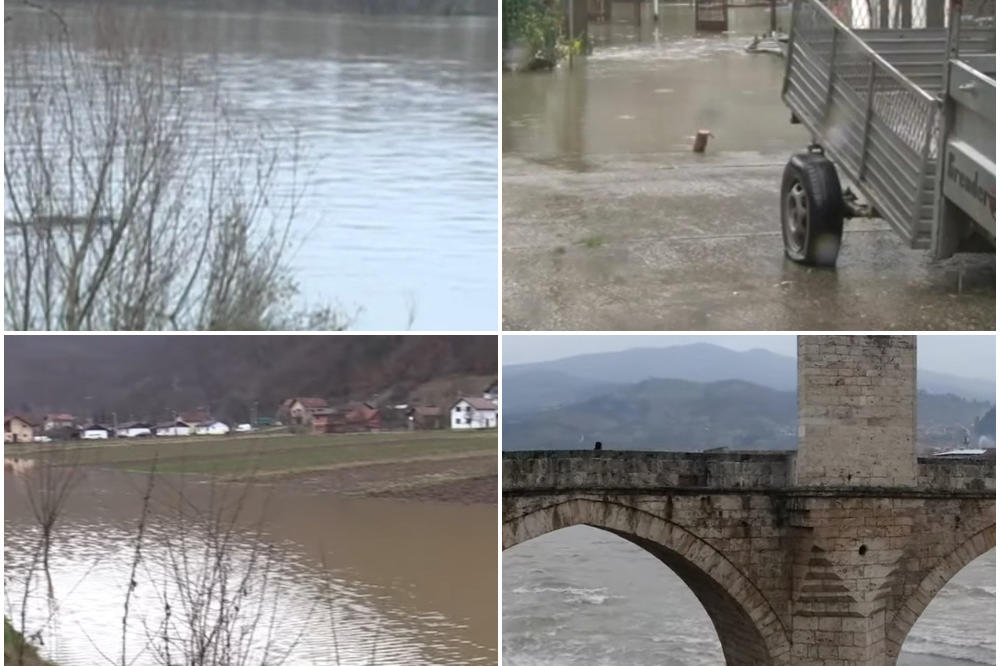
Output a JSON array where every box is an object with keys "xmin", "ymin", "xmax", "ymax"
[{"xmin": 4, "ymin": 467, "xmax": 497, "ymax": 665}]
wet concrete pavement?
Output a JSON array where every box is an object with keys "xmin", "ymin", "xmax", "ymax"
[
  {"xmin": 502, "ymin": 5, "xmax": 995, "ymax": 331},
  {"xmin": 503, "ymin": 149, "xmax": 995, "ymax": 330}
]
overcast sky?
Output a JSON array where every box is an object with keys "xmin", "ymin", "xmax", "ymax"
[{"xmin": 503, "ymin": 335, "xmax": 996, "ymax": 382}]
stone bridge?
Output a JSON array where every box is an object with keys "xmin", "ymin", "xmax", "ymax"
[{"xmin": 502, "ymin": 336, "xmax": 996, "ymax": 666}]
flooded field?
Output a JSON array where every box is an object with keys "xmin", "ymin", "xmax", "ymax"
[
  {"xmin": 502, "ymin": 4, "xmax": 994, "ymax": 331},
  {"xmin": 5, "ymin": 2, "xmax": 497, "ymax": 330},
  {"xmin": 5, "ymin": 465, "xmax": 497, "ymax": 665},
  {"xmin": 503, "ymin": 526, "xmax": 995, "ymax": 666}
]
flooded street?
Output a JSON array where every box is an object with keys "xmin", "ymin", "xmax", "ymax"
[
  {"xmin": 503, "ymin": 527, "xmax": 995, "ymax": 666},
  {"xmin": 5, "ymin": 3, "xmax": 497, "ymax": 330},
  {"xmin": 5, "ymin": 468, "xmax": 497, "ymax": 665},
  {"xmin": 502, "ymin": 4, "xmax": 994, "ymax": 331}
]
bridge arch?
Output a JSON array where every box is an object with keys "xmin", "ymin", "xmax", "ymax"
[
  {"xmin": 885, "ymin": 523, "xmax": 996, "ymax": 663},
  {"xmin": 503, "ymin": 497, "xmax": 791, "ymax": 666}
]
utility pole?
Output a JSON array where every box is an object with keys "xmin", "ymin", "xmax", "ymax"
[{"xmin": 654, "ymin": 0, "xmax": 659, "ymax": 21}]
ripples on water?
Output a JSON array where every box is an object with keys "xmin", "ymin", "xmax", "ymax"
[
  {"xmin": 503, "ymin": 526, "xmax": 995, "ymax": 666},
  {"xmin": 5, "ymin": 5, "xmax": 497, "ymax": 330},
  {"xmin": 5, "ymin": 518, "xmax": 493, "ymax": 666}
]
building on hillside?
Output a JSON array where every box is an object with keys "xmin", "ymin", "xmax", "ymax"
[
  {"xmin": 154, "ymin": 420, "xmax": 193, "ymax": 437},
  {"xmin": 407, "ymin": 406, "xmax": 446, "ymax": 430},
  {"xmin": 82, "ymin": 424, "xmax": 112, "ymax": 440},
  {"xmin": 328, "ymin": 402, "xmax": 380, "ymax": 433},
  {"xmin": 195, "ymin": 420, "xmax": 230, "ymax": 436},
  {"xmin": 118, "ymin": 422, "xmax": 153, "ymax": 438},
  {"xmin": 450, "ymin": 397, "xmax": 498, "ymax": 429},
  {"xmin": 5, "ymin": 414, "xmax": 36, "ymax": 443},
  {"xmin": 282, "ymin": 397, "xmax": 331, "ymax": 434},
  {"xmin": 44, "ymin": 413, "xmax": 76, "ymax": 431}
]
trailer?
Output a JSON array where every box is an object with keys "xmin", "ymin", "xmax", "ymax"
[{"xmin": 779, "ymin": 0, "xmax": 995, "ymax": 266}]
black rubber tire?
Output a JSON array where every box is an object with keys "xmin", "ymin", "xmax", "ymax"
[{"xmin": 780, "ymin": 151, "xmax": 844, "ymax": 267}]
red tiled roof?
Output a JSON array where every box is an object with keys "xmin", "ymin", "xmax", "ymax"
[{"xmin": 45, "ymin": 413, "xmax": 75, "ymax": 421}]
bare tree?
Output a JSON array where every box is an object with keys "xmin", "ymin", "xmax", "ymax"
[{"xmin": 4, "ymin": 4, "xmax": 347, "ymax": 330}]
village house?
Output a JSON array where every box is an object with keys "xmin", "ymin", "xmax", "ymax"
[
  {"xmin": 82, "ymin": 424, "xmax": 111, "ymax": 440},
  {"xmin": 118, "ymin": 421, "xmax": 153, "ymax": 438},
  {"xmin": 154, "ymin": 420, "xmax": 193, "ymax": 437},
  {"xmin": 328, "ymin": 401, "xmax": 381, "ymax": 433},
  {"xmin": 450, "ymin": 397, "xmax": 498, "ymax": 429},
  {"xmin": 282, "ymin": 397, "xmax": 331, "ymax": 434},
  {"xmin": 407, "ymin": 406, "xmax": 446, "ymax": 430},
  {"xmin": 4, "ymin": 414, "xmax": 36, "ymax": 443},
  {"xmin": 195, "ymin": 420, "xmax": 230, "ymax": 436},
  {"xmin": 43, "ymin": 413, "xmax": 76, "ymax": 431}
]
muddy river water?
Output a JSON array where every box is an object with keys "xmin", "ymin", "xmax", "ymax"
[
  {"xmin": 5, "ymin": 468, "xmax": 496, "ymax": 665},
  {"xmin": 502, "ymin": 3, "xmax": 994, "ymax": 331}
]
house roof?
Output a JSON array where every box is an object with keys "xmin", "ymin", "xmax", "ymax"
[
  {"xmin": 45, "ymin": 412, "xmax": 75, "ymax": 421},
  {"xmin": 154, "ymin": 421, "xmax": 191, "ymax": 429},
  {"xmin": 5, "ymin": 413, "xmax": 36, "ymax": 427},
  {"xmin": 452, "ymin": 397, "xmax": 497, "ymax": 411},
  {"xmin": 119, "ymin": 422, "xmax": 152, "ymax": 429},
  {"xmin": 83, "ymin": 424, "xmax": 111, "ymax": 431},
  {"xmin": 294, "ymin": 397, "xmax": 328, "ymax": 409}
]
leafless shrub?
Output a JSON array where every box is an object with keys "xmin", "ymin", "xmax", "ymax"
[{"xmin": 4, "ymin": 4, "xmax": 348, "ymax": 330}]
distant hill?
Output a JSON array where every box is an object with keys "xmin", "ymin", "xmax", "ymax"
[
  {"xmin": 975, "ymin": 406, "xmax": 996, "ymax": 439},
  {"xmin": 4, "ymin": 336, "xmax": 496, "ymax": 424},
  {"xmin": 504, "ymin": 377, "xmax": 799, "ymax": 451},
  {"xmin": 504, "ymin": 344, "xmax": 995, "ymax": 406},
  {"xmin": 503, "ymin": 377, "xmax": 994, "ymax": 452},
  {"xmin": 504, "ymin": 344, "xmax": 798, "ymax": 392}
]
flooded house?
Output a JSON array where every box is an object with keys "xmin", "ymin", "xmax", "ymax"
[
  {"xmin": 450, "ymin": 397, "xmax": 498, "ymax": 429},
  {"xmin": 4, "ymin": 414, "xmax": 35, "ymax": 443}
]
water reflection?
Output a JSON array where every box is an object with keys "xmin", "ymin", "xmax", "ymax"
[{"xmin": 5, "ymin": 469, "xmax": 496, "ymax": 665}]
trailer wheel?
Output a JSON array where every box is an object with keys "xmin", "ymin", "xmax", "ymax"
[{"xmin": 780, "ymin": 151, "xmax": 844, "ymax": 267}]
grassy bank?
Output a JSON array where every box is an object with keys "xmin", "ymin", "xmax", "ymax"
[
  {"xmin": 4, "ymin": 430, "xmax": 496, "ymax": 477},
  {"xmin": 4, "ymin": 617, "xmax": 57, "ymax": 666}
]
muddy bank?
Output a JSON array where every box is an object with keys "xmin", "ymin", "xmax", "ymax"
[{"xmin": 277, "ymin": 454, "xmax": 498, "ymax": 504}]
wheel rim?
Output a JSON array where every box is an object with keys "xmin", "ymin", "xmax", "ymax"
[{"xmin": 785, "ymin": 179, "xmax": 809, "ymax": 254}]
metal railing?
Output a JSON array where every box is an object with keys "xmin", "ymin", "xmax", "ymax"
[{"xmin": 783, "ymin": 0, "xmax": 942, "ymax": 246}]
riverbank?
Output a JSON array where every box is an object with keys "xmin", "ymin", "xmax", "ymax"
[{"xmin": 4, "ymin": 430, "xmax": 497, "ymax": 503}]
